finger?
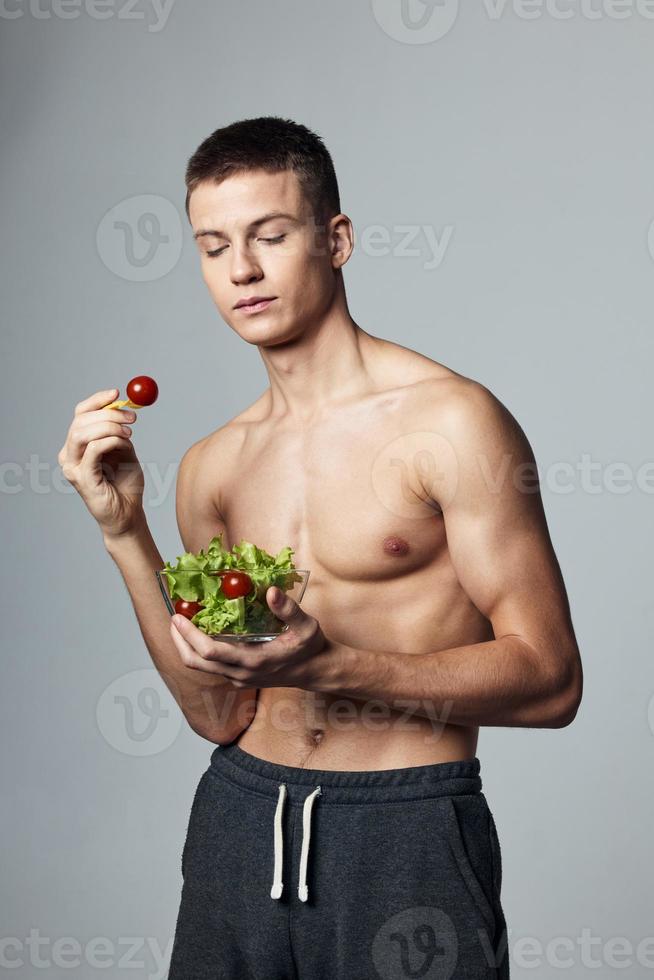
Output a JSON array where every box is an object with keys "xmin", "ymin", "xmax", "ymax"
[
  {"xmin": 79, "ymin": 435, "xmax": 133, "ymax": 487},
  {"xmin": 82, "ymin": 407, "xmax": 138, "ymax": 424},
  {"xmin": 69, "ymin": 421, "xmax": 133, "ymax": 465},
  {"xmin": 60, "ymin": 410, "xmax": 126, "ymax": 467},
  {"xmin": 170, "ymin": 615, "xmax": 244, "ymax": 666},
  {"xmin": 267, "ymin": 586, "xmax": 305, "ymax": 625},
  {"xmin": 169, "ymin": 619, "xmax": 240, "ymax": 676},
  {"xmin": 74, "ymin": 389, "xmax": 120, "ymax": 417}
]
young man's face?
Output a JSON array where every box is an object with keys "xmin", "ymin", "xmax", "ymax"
[{"xmin": 189, "ymin": 168, "xmax": 342, "ymax": 345}]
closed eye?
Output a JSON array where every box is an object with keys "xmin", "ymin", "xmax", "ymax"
[{"xmin": 206, "ymin": 234, "xmax": 287, "ymax": 258}]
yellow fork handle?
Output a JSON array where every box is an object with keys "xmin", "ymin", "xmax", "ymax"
[{"xmin": 105, "ymin": 398, "xmax": 143, "ymax": 411}]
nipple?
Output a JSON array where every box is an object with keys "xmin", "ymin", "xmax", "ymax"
[{"xmin": 382, "ymin": 535, "xmax": 410, "ymax": 557}]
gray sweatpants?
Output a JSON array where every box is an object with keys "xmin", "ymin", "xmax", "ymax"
[{"xmin": 168, "ymin": 742, "xmax": 510, "ymax": 979}]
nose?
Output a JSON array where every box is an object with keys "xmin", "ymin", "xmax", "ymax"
[{"xmin": 230, "ymin": 245, "xmax": 263, "ymax": 286}]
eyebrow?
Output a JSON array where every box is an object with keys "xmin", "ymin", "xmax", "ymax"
[{"xmin": 193, "ymin": 211, "xmax": 299, "ymax": 241}]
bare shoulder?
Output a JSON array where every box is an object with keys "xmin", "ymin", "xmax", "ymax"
[
  {"xmin": 372, "ymin": 335, "xmax": 461, "ymax": 387},
  {"xmin": 177, "ymin": 391, "xmax": 271, "ymax": 515},
  {"xmin": 402, "ymin": 367, "xmax": 539, "ymax": 523},
  {"xmin": 429, "ymin": 376, "xmax": 527, "ymax": 449},
  {"xmin": 374, "ymin": 338, "xmax": 512, "ymax": 419},
  {"xmin": 383, "ymin": 347, "xmax": 534, "ymax": 481},
  {"xmin": 183, "ymin": 391, "xmax": 268, "ymax": 460},
  {"xmin": 415, "ymin": 371, "xmax": 539, "ymax": 520}
]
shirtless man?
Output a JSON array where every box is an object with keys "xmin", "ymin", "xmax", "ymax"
[{"xmin": 59, "ymin": 116, "xmax": 582, "ymax": 979}]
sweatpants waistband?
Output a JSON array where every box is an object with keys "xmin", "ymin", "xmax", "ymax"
[{"xmin": 209, "ymin": 742, "xmax": 482, "ymax": 806}]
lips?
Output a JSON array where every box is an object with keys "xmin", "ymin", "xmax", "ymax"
[{"xmin": 234, "ymin": 296, "xmax": 276, "ymax": 310}]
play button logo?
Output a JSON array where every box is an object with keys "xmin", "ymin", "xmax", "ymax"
[{"xmin": 371, "ymin": 0, "xmax": 460, "ymax": 43}]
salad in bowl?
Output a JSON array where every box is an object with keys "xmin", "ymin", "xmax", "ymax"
[{"xmin": 156, "ymin": 533, "xmax": 309, "ymax": 642}]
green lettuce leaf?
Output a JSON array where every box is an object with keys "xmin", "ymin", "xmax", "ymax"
[{"xmin": 161, "ymin": 532, "xmax": 302, "ymax": 635}]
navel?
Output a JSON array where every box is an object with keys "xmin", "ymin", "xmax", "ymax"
[{"xmin": 382, "ymin": 534, "xmax": 410, "ymax": 557}]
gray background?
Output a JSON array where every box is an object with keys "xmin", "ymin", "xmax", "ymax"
[{"xmin": 2, "ymin": 1, "xmax": 653, "ymax": 976}]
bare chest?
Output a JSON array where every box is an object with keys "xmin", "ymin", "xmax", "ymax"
[
  {"xmin": 215, "ymin": 385, "xmax": 489, "ymax": 763},
  {"xmin": 221, "ymin": 398, "xmax": 446, "ymax": 587}
]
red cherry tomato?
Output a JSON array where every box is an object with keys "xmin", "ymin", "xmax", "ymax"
[
  {"xmin": 126, "ymin": 375, "xmax": 158, "ymax": 407},
  {"xmin": 174, "ymin": 598, "xmax": 203, "ymax": 619},
  {"xmin": 220, "ymin": 570, "xmax": 253, "ymax": 599}
]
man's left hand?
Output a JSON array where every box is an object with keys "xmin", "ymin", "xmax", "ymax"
[{"xmin": 169, "ymin": 585, "xmax": 335, "ymax": 690}]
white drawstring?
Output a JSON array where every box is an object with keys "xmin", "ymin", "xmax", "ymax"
[
  {"xmin": 270, "ymin": 783, "xmax": 287, "ymax": 899},
  {"xmin": 270, "ymin": 783, "xmax": 322, "ymax": 903},
  {"xmin": 298, "ymin": 785, "xmax": 322, "ymax": 902}
]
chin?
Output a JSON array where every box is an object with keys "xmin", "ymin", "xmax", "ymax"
[{"xmin": 226, "ymin": 319, "xmax": 284, "ymax": 345}]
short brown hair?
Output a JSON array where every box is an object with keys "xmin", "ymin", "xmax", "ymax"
[{"xmin": 184, "ymin": 116, "xmax": 341, "ymax": 227}]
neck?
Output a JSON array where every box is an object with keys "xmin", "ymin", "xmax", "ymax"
[{"xmin": 258, "ymin": 289, "xmax": 380, "ymax": 424}]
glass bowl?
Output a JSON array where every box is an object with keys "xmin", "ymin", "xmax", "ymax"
[{"xmin": 155, "ymin": 568, "xmax": 311, "ymax": 642}]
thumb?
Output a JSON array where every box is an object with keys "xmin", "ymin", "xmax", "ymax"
[{"xmin": 267, "ymin": 585, "xmax": 302, "ymax": 623}]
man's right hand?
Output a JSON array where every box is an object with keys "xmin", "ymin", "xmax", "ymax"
[{"xmin": 58, "ymin": 388, "xmax": 146, "ymax": 539}]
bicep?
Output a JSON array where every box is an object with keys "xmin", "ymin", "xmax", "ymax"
[{"xmin": 436, "ymin": 384, "xmax": 578, "ymax": 674}]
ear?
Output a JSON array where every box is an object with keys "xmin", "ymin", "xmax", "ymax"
[{"xmin": 328, "ymin": 213, "xmax": 354, "ymax": 270}]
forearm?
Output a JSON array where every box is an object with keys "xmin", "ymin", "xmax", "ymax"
[
  {"xmin": 315, "ymin": 634, "xmax": 580, "ymax": 729},
  {"xmin": 103, "ymin": 518, "xmax": 257, "ymax": 742}
]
